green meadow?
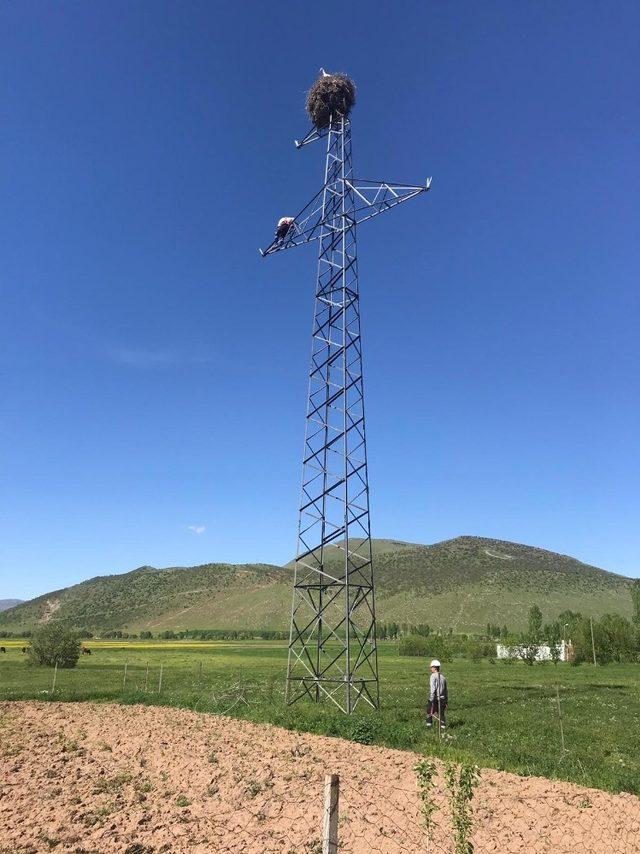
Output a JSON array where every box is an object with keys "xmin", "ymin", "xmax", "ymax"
[{"xmin": 1, "ymin": 640, "xmax": 638, "ymax": 796}]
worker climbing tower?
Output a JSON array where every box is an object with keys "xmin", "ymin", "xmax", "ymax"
[{"xmin": 261, "ymin": 72, "xmax": 430, "ymax": 713}]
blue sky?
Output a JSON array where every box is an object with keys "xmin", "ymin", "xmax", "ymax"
[{"xmin": 1, "ymin": 1, "xmax": 639, "ymax": 599}]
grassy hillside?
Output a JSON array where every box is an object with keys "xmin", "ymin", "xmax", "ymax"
[{"xmin": 0, "ymin": 536, "xmax": 633, "ymax": 634}]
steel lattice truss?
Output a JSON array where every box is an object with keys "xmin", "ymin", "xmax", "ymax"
[{"xmin": 261, "ymin": 115, "xmax": 429, "ymax": 714}]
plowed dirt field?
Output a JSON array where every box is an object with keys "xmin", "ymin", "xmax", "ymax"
[{"xmin": 0, "ymin": 702, "xmax": 638, "ymax": 853}]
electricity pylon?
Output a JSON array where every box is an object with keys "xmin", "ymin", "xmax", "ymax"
[{"xmin": 261, "ymin": 110, "xmax": 430, "ymax": 714}]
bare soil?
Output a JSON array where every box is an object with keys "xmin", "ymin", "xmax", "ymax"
[{"xmin": 0, "ymin": 702, "xmax": 638, "ymax": 853}]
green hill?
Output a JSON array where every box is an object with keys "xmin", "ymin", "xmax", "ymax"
[{"xmin": 0, "ymin": 537, "xmax": 634, "ymax": 635}]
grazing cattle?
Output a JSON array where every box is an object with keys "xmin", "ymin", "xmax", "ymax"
[
  {"xmin": 0, "ymin": 647, "xmax": 5, "ymax": 653},
  {"xmin": 21, "ymin": 646, "xmax": 27, "ymax": 653},
  {"xmin": 82, "ymin": 647, "xmax": 92, "ymax": 655}
]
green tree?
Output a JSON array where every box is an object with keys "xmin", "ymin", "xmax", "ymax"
[
  {"xmin": 528, "ymin": 605, "xmax": 543, "ymax": 641},
  {"xmin": 520, "ymin": 605, "xmax": 543, "ymax": 665},
  {"xmin": 546, "ymin": 620, "xmax": 562, "ymax": 665},
  {"xmin": 521, "ymin": 640, "xmax": 539, "ymax": 666},
  {"xmin": 632, "ymin": 580, "xmax": 640, "ymax": 628},
  {"xmin": 28, "ymin": 624, "xmax": 81, "ymax": 668},
  {"xmin": 572, "ymin": 613, "xmax": 638, "ymax": 664},
  {"xmin": 598, "ymin": 614, "xmax": 637, "ymax": 662},
  {"xmin": 557, "ymin": 610, "xmax": 582, "ymax": 639}
]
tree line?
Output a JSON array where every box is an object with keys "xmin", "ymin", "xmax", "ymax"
[{"xmin": 400, "ymin": 581, "xmax": 640, "ymax": 665}]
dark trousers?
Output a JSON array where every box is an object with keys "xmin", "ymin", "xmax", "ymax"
[{"xmin": 427, "ymin": 698, "xmax": 446, "ymax": 726}]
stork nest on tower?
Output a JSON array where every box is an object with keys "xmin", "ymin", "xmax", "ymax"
[{"xmin": 306, "ymin": 73, "xmax": 356, "ymax": 129}]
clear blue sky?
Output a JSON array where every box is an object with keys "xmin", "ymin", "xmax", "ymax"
[{"xmin": 2, "ymin": 1, "xmax": 639, "ymax": 599}]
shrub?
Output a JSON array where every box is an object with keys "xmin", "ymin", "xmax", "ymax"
[
  {"xmin": 399, "ymin": 635, "xmax": 430, "ymax": 657},
  {"xmin": 28, "ymin": 624, "xmax": 81, "ymax": 668},
  {"xmin": 399, "ymin": 635, "xmax": 449, "ymax": 660},
  {"xmin": 470, "ymin": 641, "xmax": 485, "ymax": 661},
  {"xmin": 349, "ymin": 716, "xmax": 380, "ymax": 745}
]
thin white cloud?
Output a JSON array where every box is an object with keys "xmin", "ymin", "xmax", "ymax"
[{"xmin": 188, "ymin": 525, "xmax": 206, "ymax": 535}]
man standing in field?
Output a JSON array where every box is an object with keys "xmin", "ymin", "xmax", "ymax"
[{"xmin": 427, "ymin": 659, "xmax": 448, "ymax": 730}]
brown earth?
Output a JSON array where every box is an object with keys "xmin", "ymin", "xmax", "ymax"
[{"xmin": 0, "ymin": 702, "xmax": 638, "ymax": 853}]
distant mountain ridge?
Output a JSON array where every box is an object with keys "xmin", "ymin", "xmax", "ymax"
[
  {"xmin": 0, "ymin": 537, "xmax": 634, "ymax": 634},
  {"xmin": 0, "ymin": 599, "xmax": 23, "ymax": 613}
]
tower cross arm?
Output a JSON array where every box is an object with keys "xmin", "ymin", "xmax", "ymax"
[
  {"xmin": 259, "ymin": 176, "xmax": 431, "ymax": 258},
  {"xmin": 294, "ymin": 125, "xmax": 330, "ymax": 149},
  {"xmin": 348, "ymin": 177, "xmax": 432, "ymax": 226}
]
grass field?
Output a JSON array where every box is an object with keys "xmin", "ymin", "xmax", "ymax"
[{"xmin": 1, "ymin": 640, "xmax": 638, "ymax": 796}]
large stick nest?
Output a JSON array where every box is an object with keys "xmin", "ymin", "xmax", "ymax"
[{"xmin": 306, "ymin": 73, "xmax": 356, "ymax": 129}]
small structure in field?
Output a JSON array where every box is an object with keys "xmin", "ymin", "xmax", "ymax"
[
  {"xmin": 496, "ymin": 640, "xmax": 574, "ymax": 662},
  {"xmin": 306, "ymin": 71, "xmax": 356, "ymax": 128}
]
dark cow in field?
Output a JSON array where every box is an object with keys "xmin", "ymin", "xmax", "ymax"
[
  {"xmin": 0, "ymin": 647, "xmax": 5, "ymax": 653},
  {"xmin": 82, "ymin": 647, "xmax": 92, "ymax": 655},
  {"xmin": 21, "ymin": 647, "xmax": 27, "ymax": 653}
]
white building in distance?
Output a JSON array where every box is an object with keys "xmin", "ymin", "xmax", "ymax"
[{"xmin": 496, "ymin": 641, "xmax": 574, "ymax": 662}]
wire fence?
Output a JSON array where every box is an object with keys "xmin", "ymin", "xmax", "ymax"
[
  {"xmin": 336, "ymin": 773, "xmax": 640, "ymax": 853},
  {"xmin": 1, "ymin": 658, "xmax": 280, "ymax": 712},
  {"xmin": 195, "ymin": 772, "xmax": 640, "ymax": 853}
]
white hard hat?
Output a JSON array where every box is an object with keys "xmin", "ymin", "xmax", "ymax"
[{"xmin": 430, "ymin": 659, "xmax": 441, "ymax": 668}]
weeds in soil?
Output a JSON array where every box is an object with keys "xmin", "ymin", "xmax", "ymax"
[
  {"xmin": 93, "ymin": 771, "xmax": 132, "ymax": 793},
  {"xmin": 414, "ymin": 758, "xmax": 439, "ymax": 840},
  {"xmin": 444, "ymin": 761, "xmax": 480, "ymax": 854},
  {"xmin": 245, "ymin": 778, "xmax": 263, "ymax": 798}
]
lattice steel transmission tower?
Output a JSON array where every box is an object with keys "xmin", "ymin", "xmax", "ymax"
[{"xmin": 260, "ymin": 78, "xmax": 430, "ymax": 714}]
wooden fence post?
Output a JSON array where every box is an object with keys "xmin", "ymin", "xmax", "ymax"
[
  {"xmin": 158, "ymin": 663, "xmax": 163, "ymax": 694},
  {"xmin": 555, "ymin": 683, "xmax": 566, "ymax": 753},
  {"xmin": 323, "ymin": 773, "xmax": 339, "ymax": 854},
  {"xmin": 51, "ymin": 662, "xmax": 58, "ymax": 695},
  {"xmin": 123, "ymin": 662, "xmax": 128, "ymax": 690}
]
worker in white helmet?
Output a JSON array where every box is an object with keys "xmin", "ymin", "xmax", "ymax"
[
  {"xmin": 275, "ymin": 216, "xmax": 295, "ymax": 245},
  {"xmin": 427, "ymin": 659, "xmax": 448, "ymax": 730}
]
